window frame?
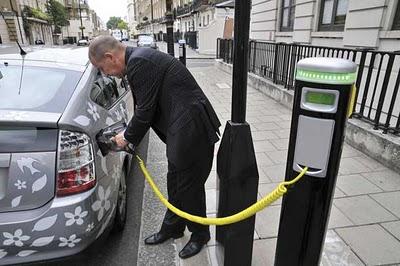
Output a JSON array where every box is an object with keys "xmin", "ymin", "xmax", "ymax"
[
  {"xmin": 319, "ymin": 0, "xmax": 348, "ymax": 31},
  {"xmin": 90, "ymin": 72, "xmax": 128, "ymax": 110},
  {"xmin": 393, "ymin": 2, "xmax": 400, "ymax": 30},
  {"xmin": 280, "ymin": 0, "xmax": 296, "ymax": 32}
]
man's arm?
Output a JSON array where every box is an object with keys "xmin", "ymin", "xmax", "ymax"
[{"xmin": 118, "ymin": 57, "xmax": 162, "ymax": 148}]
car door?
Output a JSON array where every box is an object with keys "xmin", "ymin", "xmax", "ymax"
[{"xmin": 90, "ymin": 72, "xmax": 134, "ymax": 183}]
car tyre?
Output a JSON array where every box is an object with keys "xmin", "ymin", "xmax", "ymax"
[{"xmin": 112, "ymin": 166, "xmax": 127, "ymax": 232}]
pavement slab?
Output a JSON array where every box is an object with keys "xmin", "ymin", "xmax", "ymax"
[{"xmin": 336, "ymin": 225, "xmax": 400, "ymax": 265}]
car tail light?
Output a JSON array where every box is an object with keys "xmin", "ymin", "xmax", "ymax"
[{"xmin": 57, "ymin": 130, "xmax": 96, "ymax": 196}]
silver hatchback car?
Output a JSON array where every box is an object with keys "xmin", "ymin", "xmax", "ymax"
[{"xmin": 0, "ymin": 47, "xmax": 134, "ymax": 265}]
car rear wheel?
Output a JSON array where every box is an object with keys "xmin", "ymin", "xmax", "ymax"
[{"xmin": 112, "ymin": 166, "xmax": 127, "ymax": 232}]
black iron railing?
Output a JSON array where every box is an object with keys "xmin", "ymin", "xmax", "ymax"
[
  {"xmin": 193, "ymin": 0, "xmax": 210, "ymax": 11},
  {"xmin": 216, "ymin": 38, "xmax": 400, "ymax": 136},
  {"xmin": 185, "ymin": 31, "xmax": 198, "ymax": 49},
  {"xmin": 174, "ymin": 31, "xmax": 183, "ymax": 42},
  {"xmin": 176, "ymin": 5, "xmax": 193, "ymax": 16},
  {"xmin": 216, "ymin": 37, "xmax": 234, "ymax": 64}
]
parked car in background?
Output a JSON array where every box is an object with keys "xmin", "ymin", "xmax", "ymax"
[
  {"xmin": 77, "ymin": 39, "xmax": 89, "ymax": 46},
  {"xmin": 121, "ymin": 30, "xmax": 129, "ymax": 41},
  {"xmin": 137, "ymin": 35, "xmax": 157, "ymax": 49},
  {"xmin": 34, "ymin": 40, "xmax": 44, "ymax": 45},
  {"xmin": 0, "ymin": 47, "xmax": 134, "ymax": 265},
  {"xmin": 111, "ymin": 30, "xmax": 122, "ymax": 42}
]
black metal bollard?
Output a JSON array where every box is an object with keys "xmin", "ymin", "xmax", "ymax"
[
  {"xmin": 178, "ymin": 40, "xmax": 186, "ymax": 66},
  {"xmin": 215, "ymin": 1, "xmax": 259, "ymax": 265}
]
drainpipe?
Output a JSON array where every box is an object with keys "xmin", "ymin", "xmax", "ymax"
[{"xmin": 78, "ymin": 0, "xmax": 84, "ymax": 39}]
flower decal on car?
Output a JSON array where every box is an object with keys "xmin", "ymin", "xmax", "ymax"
[
  {"xmin": 0, "ymin": 111, "xmax": 29, "ymax": 121},
  {"xmin": 87, "ymin": 102, "xmax": 100, "ymax": 121},
  {"xmin": 91, "ymin": 186, "xmax": 111, "ymax": 221},
  {"xmin": 3, "ymin": 229, "xmax": 30, "ymax": 247},
  {"xmin": 86, "ymin": 222, "xmax": 95, "ymax": 232},
  {"xmin": 111, "ymin": 165, "xmax": 120, "ymax": 187},
  {"xmin": 14, "ymin": 180, "xmax": 27, "ymax": 190},
  {"xmin": 59, "ymin": 234, "xmax": 81, "ymax": 248},
  {"xmin": 64, "ymin": 206, "xmax": 88, "ymax": 226}
]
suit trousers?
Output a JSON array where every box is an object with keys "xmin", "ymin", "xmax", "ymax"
[{"xmin": 160, "ymin": 142, "xmax": 214, "ymax": 241}]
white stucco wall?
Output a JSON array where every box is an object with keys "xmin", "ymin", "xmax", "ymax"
[
  {"xmin": 250, "ymin": 0, "xmax": 400, "ymax": 52},
  {"xmin": 198, "ymin": 8, "xmax": 234, "ymax": 55},
  {"xmin": 0, "ymin": 16, "xmax": 27, "ymax": 44},
  {"xmin": 62, "ymin": 19, "xmax": 94, "ymax": 40}
]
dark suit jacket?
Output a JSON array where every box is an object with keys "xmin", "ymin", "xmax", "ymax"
[{"xmin": 123, "ymin": 46, "xmax": 221, "ymax": 168}]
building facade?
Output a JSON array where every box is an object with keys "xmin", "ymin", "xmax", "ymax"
[
  {"xmin": 134, "ymin": 0, "xmax": 234, "ymax": 54},
  {"xmin": 0, "ymin": 0, "xmax": 45, "ymax": 45},
  {"xmin": 251, "ymin": 0, "xmax": 400, "ymax": 51},
  {"xmin": 135, "ymin": 0, "xmax": 167, "ymax": 37},
  {"xmin": 0, "ymin": 0, "xmax": 101, "ymax": 45},
  {"xmin": 244, "ymin": 0, "xmax": 400, "ymax": 144},
  {"xmin": 62, "ymin": 0, "xmax": 96, "ymax": 43},
  {"xmin": 127, "ymin": 0, "xmax": 137, "ymax": 37}
]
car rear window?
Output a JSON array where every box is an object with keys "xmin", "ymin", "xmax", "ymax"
[{"xmin": 0, "ymin": 64, "xmax": 81, "ymax": 113}]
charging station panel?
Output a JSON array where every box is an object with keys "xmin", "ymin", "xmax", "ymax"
[
  {"xmin": 293, "ymin": 115, "xmax": 335, "ymax": 178},
  {"xmin": 301, "ymin": 87, "xmax": 339, "ymax": 113}
]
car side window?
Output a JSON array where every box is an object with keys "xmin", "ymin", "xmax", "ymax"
[
  {"xmin": 90, "ymin": 68, "xmax": 132, "ymax": 109},
  {"xmin": 103, "ymin": 76, "xmax": 119, "ymax": 106},
  {"xmin": 90, "ymin": 72, "xmax": 119, "ymax": 109},
  {"xmin": 90, "ymin": 78, "xmax": 109, "ymax": 108}
]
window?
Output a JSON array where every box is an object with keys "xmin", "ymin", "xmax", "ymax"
[
  {"xmin": 393, "ymin": 2, "xmax": 400, "ymax": 30},
  {"xmin": 319, "ymin": 0, "xmax": 348, "ymax": 31},
  {"xmin": 90, "ymin": 75, "xmax": 121, "ymax": 109},
  {"xmin": 280, "ymin": 0, "xmax": 295, "ymax": 31},
  {"xmin": 0, "ymin": 64, "xmax": 80, "ymax": 113}
]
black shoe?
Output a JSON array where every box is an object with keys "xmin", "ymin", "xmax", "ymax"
[
  {"xmin": 144, "ymin": 231, "xmax": 184, "ymax": 245},
  {"xmin": 179, "ymin": 237, "xmax": 210, "ymax": 259}
]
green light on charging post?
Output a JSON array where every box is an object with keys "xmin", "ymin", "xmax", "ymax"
[
  {"xmin": 296, "ymin": 69, "xmax": 356, "ymax": 85},
  {"xmin": 305, "ymin": 91, "xmax": 336, "ymax": 106}
]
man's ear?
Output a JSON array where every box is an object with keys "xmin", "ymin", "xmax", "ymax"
[{"xmin": 104, "ymin": 52, "xmax": 114, "ymax": 61}]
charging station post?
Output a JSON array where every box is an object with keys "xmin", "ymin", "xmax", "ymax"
[{"xmin": 274, "ymin": 57, "xmax": 357, "ymax": 266}]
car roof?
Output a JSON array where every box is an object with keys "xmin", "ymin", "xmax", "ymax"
[{"xmin": 0, "ymin": 46, "xmax": 90, "ymax": 71}]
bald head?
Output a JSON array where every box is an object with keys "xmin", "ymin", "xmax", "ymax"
[
  {"xmin": 89, "ymin": 35, "xmax": 125, "ymax": 62},
  {"xmin": 88, "ymin": 36, "xmax": 127, "ymax": 78}
]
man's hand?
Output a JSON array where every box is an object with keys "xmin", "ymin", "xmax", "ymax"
[{"xmin": 111, "ymin": 132, "xmax": 129, "ymax": 148}]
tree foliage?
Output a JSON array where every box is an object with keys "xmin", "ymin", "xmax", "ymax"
[
  {"xmin": 21, "ymin": 6, "xmax": 33, "ymax": 38},
  {"xmin": 31, "ymin": 7, "xmax": 50, "ymax": 21},
  {"xmin": 107, "ymin": 16, "xmax": 124, "ymax": 29},
  {"xmin": 117, "ymin": 21, "xmax": 128, "ymax": 30},
  {"xmin": 46, "ymin": 0, "xmax": 69, "ymax": 33}
]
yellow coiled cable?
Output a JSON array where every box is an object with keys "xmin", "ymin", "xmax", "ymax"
[{"xmin": 136, "ymin": 155, "xmax": 308, "ymax": 226}]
